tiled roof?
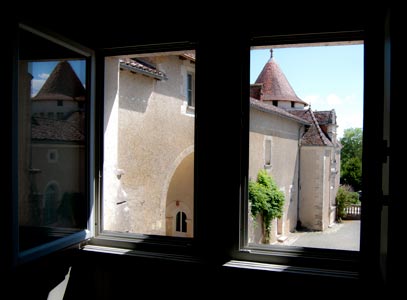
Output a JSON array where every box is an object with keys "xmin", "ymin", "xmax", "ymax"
[
  {"xmin": 33, "ymin": 61, "xmax": 86, "ymax": 102},
  {"xmin": 313, "ymin": 110, "xmax": 335, "ymax": 125},
  {"xmin": 254, "ymin": 50, "xmax": 307, "ymax": 105},
  {"xmin": 31, "ymin": 112, "xmax": 85, "ymax": 142},
  {"xmin": 250, "ymin": 84, "xmax": 262, "ymax": 100},
  {"xmin": 119, "ymin": 58, "xmax": 167, "ymax": 80},
  {"xmin": 180, "ymin": 51, "xmax": 196, "ymax": 61},
  {"xmin": 286, "ymin": 109, "xmax": 311, "ymax": 122},
  {"xmin": 288, "ymin": 109, "xmax": 335, "ymax": 125},
  {"xmin": 300, "ymin": 109, "xmax": 333, "ymax": 146},
  {"xmin": 250, "ymin": 98, "xmax": 310, "ymax": 125}
]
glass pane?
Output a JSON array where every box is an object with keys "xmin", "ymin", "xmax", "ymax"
[
  {"xmin": 248, "ymin": 44, "xmax": 363, "ymax": 251},
  {"xmin": 103, "ymin": 51, "xmax": 195, "ymax": 237},
  {"xmin": 18, "ymin": 28, "xmax": 88, "ymax": 252}
]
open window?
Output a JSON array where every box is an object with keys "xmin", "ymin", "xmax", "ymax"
[{"xmin": 14, "ymin": 24, "xmax": 94, "ymax": 264}]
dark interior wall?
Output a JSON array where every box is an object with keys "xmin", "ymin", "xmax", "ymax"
[{"xmin": 4, "ymin": 6, "xmax": 401, "ymax": 299}]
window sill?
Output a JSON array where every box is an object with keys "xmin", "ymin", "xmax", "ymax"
[
  {"xmin": 82, "ymin": 244, "xmax": 203, "ymax": 264},
  {"xmin": 80, "ymin": 244, "xmax": 359, "ymax": 281},
  {"xmin": 223, "ymin": 260, "xmax": 359, "ymax": 280}
]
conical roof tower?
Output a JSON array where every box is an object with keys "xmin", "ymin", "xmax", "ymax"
[
  {"xmin": 255, "ymin": 49, "xmax": 307, "ymax": 106},
  {"xmin": 33, "ymin": 61, "xmax": 85, "ymax": 101}
]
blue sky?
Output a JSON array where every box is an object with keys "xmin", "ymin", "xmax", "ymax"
[
  {"xmin": 29, "ymin": 60, "xmax": 86, "ymax": 97},
  {"xmin": 250, "ymin": 44, "xmax": 364, "ymax": 138}
]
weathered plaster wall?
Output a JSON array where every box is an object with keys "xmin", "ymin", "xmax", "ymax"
[
  {"xmin": 103, "ymin": 55, "xmax": 195, "ymax": 236},
  {"xmin": 299, "ymin": 146, "xmax": 333, "ymax": 231},
  {"xmin": 248, "ymin": 108, "xmax": 301, "ymax": 243}
]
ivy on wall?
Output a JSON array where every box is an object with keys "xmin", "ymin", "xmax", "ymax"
[{"xmin": 248, "ymin": 170, "xmax": 285, "ymax": 243}]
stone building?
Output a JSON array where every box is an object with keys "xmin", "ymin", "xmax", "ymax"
[
  {"xmin": 21, "ymin": 49, "xmax": 340, "ymax": 244},
  {"xmin": 103, "ymin": 52, "xmax": 196, "ymax": 237},
  {"xmin": 249, "ymin": 49, "xmax": 341, "ymax": 243}
]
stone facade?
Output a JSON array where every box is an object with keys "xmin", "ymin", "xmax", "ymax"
[
  {"xmin": 248, "ymin": 108, "xmax": 303, "ymax": 242},
  {"xmin": 103, "ymin": 54, "xmax": 195, "ymax": 237},
  {"xmin": 20, "ymin": 49, "xmax": 341, "ymax": 244}
]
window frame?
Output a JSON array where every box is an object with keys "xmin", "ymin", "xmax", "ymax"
[
  {"xmin": 90, "ymin": 43, "xmax": 197, "ymax": 254},
  {"xmin": 233, "ymin": 30, "xmax": 383, "ymax": 274},
  {"xmin": 10, "ymin": 21, "xmax": 387, "ymax": 282},
  {"xmin": 12, "ymin": 23, "xmax": 95, "ymax": 266},
  {"xmin": 187, "ymin": 72, "xmax": 195, "ymax": 107}
]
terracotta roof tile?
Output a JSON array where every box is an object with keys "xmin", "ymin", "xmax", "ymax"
[
  {"xmin": 31, "ymin": 112, "xmax": 85, "ymax": 142},
  {"xmin": 180, "ymin": 51, "xmax": 196, "ymax": 61},
  {"xmin": 313, "ymin": 110, "xmax": 334, "ymax": 125},
  {"xmin": 120, "ymin": 58, "xmax": 167, "ymax": 80},
  {"xmin": 250, "ymin": 84, "xmax": 262, "ymax": 100},
  {"xmin": 286, "ymin": 109, "xmax": 312, "ymax": 122},
  {"xmin": 255, "ymin": 50, "xmax": 307, "ymax": 105},
  {"xmin": 300, "ymin": 109, "xmax": 333, "ymax": 146}
]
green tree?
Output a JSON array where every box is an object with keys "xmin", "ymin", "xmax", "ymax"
[
  {"xmin": 336, "ymin": 185, "xmax": 360, "ymax": 221},
  {"xmin": 248, "ymin": 170, "xmax": 285, "ymax": 243},
  {"xmin": 340, "ymin": 128, "xmax": 363, "ymax": 191}
]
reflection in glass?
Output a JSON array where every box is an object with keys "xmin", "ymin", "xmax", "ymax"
[{"xmin": 18, "ymin": 28, "xmax": 87, "ymax": 251}]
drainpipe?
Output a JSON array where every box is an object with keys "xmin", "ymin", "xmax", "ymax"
[{"xmin": 296, "ymin": 124, "xmax": 303, "ymax": 230}]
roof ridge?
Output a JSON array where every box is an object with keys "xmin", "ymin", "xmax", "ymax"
[
  {"xmin": 250, "ymin": 98, "xmax": 310, "ymax": 125},
  {"xmin": 308, "ymin": 108, "xmax": 331, "ymax": 146}
]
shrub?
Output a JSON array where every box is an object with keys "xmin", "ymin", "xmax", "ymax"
[
  {"xmin": 248, "ymin": 170, "xmax": 285, "ymax": 243},
  {"xmin": 336, "ymin": 185, "xmax": 360, "ymax": 221}
]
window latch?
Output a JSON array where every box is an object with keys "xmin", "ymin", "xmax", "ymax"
[
  {"xmin": 382, "ymin": 194, "xmax": 390, "ymax": 207},
  {"xmin": 382, "ymin": 140, "xmax": 390, "ymax": 163}
]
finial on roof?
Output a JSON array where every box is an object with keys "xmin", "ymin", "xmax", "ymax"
[{"xmin": 270, "ymin": 49, "xmax": 273, "ymax": 58}]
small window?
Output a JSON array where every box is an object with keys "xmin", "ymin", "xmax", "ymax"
[
  {"xmin": 187, "ymin": 73, "xmax": 194, "ymax": 107},
  {"xmin": 57, "ymin": 100, "xmax": 63, "ymax": 106},
  {"xmin": 47, "ymin": 149, "xmax": 58, "ymax": 163},
  {"xmin": 264, "ymin": 138, "xmax": 271, "ymax": 167},
  {"xmin": 176, "ymin": 211, "xmax": 187, "ymax": 233}
]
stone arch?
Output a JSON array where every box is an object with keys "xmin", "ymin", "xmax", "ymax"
[
  {"xmin": 163, "ymin": 146, "xmax": 194, "ymax": 237},
  {"xmin": 42, "ymin": 181, "xmax": 60, "ymax": 225}
]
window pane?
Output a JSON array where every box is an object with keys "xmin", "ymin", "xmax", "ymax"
[
  {"xmin": 103, "ymin": 51, "xmax": 195, "ymax": 238},
  {"xmin": 248, "ymin": 44, "xmax": 363, "ymax": 251},
  {"xmin": 18, "ymin": 28, "xmax": 88, "ymax": 252}
]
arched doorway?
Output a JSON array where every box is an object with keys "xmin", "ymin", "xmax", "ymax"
[{"xmin": 165, "ymin": 152, "xmax": 194, "ymax": 237}]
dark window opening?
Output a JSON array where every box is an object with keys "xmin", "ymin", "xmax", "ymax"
[
  {"xmin": 187, "ymin": 73, "xmax": 194, "ymax": 107},
  {"xmin": 176, "ymin": 211, "xmax": 187, "ymax": 233}
]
